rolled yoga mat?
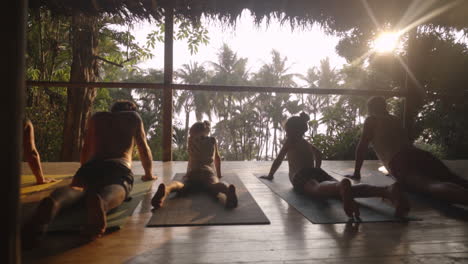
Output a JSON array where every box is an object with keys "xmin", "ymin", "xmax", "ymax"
[
  {"xmin": 21, "ymin": 177, "xmax": 153, "ymax": 232},
  {"xmin": 256, "ymin": 171, "xmax": 420, "ymax": 224},
  {"xmin": 146, "ymin": 173, "xmax": 270, "ymax": 227}
]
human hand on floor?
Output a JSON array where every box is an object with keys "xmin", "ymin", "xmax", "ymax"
[
  {"xmin": 36, "ymin": 177, "xmax": 57, "ymax": 185},
  {"xmin": 259, "ymin": 175, "xmax": 274, "ymax": 181},
  {"xmin": 344, "ymin": 173, "xmax": 361, "ymax": 181}
]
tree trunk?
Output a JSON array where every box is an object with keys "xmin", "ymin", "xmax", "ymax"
[
  {"xmin": 272, "ymin": 125, "xmax": 277, "ymax": 158},
  {"xmin": 265, "ymin": 120, "xmax": 269, "ymax": 160},
  {"xmin": 184, "ymin": 108, "xmax": 190, "ymax": 150},
  {"xmin": 60, "ymin": 14, "xmax": 99, "ymax": 161}
]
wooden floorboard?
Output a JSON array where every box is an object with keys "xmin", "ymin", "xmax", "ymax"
[{"xmin": 21, "ymin": 160, "xmax": 468, "ymax": 264}]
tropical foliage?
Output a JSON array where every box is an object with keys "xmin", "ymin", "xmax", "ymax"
[{"xmin": 26, "ymin": 10, "xmax": 468, "ymax": 161}]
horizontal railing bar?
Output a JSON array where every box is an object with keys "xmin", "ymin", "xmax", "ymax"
[{"xmin": 26, "ymin": 81, "xmax": 405, "ymax": 97}]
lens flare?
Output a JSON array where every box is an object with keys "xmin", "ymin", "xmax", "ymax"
[{"xmin": 372, "ymin": 32, "xmax": 400, "ymax": 53}]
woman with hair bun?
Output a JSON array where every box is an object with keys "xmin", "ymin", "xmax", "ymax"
[
  {"xmin": 152, "ymin": 121, "xmax": 238, "ymax": 209},
  {"xmin": 262, "ymin": 112, "xmax": 410, "ymax": 219}
]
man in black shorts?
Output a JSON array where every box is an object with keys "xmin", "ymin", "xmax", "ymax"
[
  {"xmin": 348, "ymin": 96, "xmax": 468, "ymax": 206},
  {"xmin": 23, "ymin": 100, "xmax": 156, "ymax": 245}
]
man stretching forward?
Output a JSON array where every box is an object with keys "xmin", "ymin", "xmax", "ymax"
[
  {"xmin": 24, "ymin": 100, "xmax": 155, "ymax": 245},
  {"xmin": 348, "ymin": 96, "xmax": 468, "ymax": 206}
]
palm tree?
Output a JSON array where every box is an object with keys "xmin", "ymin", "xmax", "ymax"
[
  {"xmin": 175, "ymin": 62, "xmax": 211, "ymax": 149},
  {"xmin": 301, "ymin": 57, "xmax": 341, "ymax": 136},
  {"xmin": 209, "ymin": 44, "xmax": 249, "ymax": 121},
  {"xmin": 252, "ymin": 49, "xmax": 299, "ymax": 158}
]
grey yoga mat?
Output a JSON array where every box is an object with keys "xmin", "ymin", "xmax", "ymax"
[
  {"xmin": 256, "ymin": 171, "xmax": 420, "ymax": 224},
  {"xmin": 147, "ymin": 173, "xmax": 270, "ymax": 227}
]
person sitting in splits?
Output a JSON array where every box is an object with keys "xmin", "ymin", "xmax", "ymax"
[
  {"xmin": 151, "ymin": 121, "xmax": 238, "ymax": 209},
  {"xmin": 23, "ymin": 100, "xmax": 156, "ymax": 246},
  {"xmin": 261, "ymin": 112, "xmax": 410, "ymax": 219}
]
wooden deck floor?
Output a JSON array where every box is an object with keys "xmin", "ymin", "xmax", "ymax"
[{"xmin": 21, "ymin": 161, "xmax": 468, "ymax": 264}]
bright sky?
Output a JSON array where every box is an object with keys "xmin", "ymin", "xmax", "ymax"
[{"xmin": 131, "ymin": 10, "xmax": 347, "ymax": 83}]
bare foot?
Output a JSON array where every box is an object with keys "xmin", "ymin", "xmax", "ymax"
[
  {"xmin": 141, "ymin": 175, "xmax": 157, "ymax": 181},
  {"xmin": 83, "ymin": 194, "xmax": 106, "ymax": 240},
  {"xmin": 340, "ymin": 179, "xmax": 360, "ymax": 218},
  {"xmin": 226, "ymin": 184, "xmax": 238, "ymax": 209},
  {"xmin": 387, "ymin": 182, "xmax": 410, "ymax": 218},
  {"xmin": 151, "ymin": 183, "xmax": 167, "ymax": 209},
  {"xmin": 22, "ymin": 197, "xmax": 57, "ymax": 249}
]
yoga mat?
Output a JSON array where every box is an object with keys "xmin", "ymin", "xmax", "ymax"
[
  {"xmin": 329, "ymin": 165, "xmax": 468, "ymax": 221},
  {"xmin": 256, "ymin": 172, "xmax": 419, "ymax": 224},
  {"xmin": 147, "ymin": 173, "xmax": 270, "ymax": 227},
  {"xmin": 22, "ymin": 177, "xmax": 153, "ymax": 232},
  {"xmin": 21, "ymin": 174, "xmax": 73, "ymax": 195}
]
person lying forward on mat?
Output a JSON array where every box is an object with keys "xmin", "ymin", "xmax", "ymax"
[
  {"xmin": 23, "ymin": 100, "xmax": 156, "ymax": 246},
  {"xmin": 152, "ymin": 121, "xmax": 238, "ymax": 209},
  {"xmin": 23, "ymin": 118, "xmax": 56, "ymax": 185},
  {"xmin": 261, "ymin": 112, "xmax": 410, "ymax": 219},
  {"xmin": 347, "ymin": 96, "xmax": 468, "ymax": 206}
]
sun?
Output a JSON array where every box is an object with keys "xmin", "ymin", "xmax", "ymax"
[{"xmin": 372, "ymin": 32, "xmax": 401, "ymax": 53}]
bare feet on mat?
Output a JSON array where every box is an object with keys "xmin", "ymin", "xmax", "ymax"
[
  {"xmin": 151, "ymin": 183, "xmax": 167, "ymax": 209},
  {"xmin": 226, "ymin": 184, "xmax": 238, "ymax": 209},
  {"xmin": 340, "ymin": 179, "xmax": 360, "ymax": 219},
  {"xmin": 83, "ymin": 194, "xmax": 106, "ymax": 241},
  {"xmin": 22, "ymin": 197, "xmax": 57, "ymax": 249},
  {"xmin": 388, "ymin": 182, "xmax": 410, "ymax": 218}
]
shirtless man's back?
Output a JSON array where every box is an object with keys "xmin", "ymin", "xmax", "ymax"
[
  {"xmin": 349, "ymin": 96, "xmax": 468, "ymax": 206},
  {"xmin": 23, "ymin": 100, "xmax": 156, "ymax": 247}
]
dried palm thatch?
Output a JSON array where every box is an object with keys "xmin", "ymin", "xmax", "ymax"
[{"xmin": 29, "ymin": 0, "xmax": 468, "ymax": 31}]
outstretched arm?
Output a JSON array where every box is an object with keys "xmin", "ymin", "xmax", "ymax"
[
  {"xmin": 214, "ymin": 139, "xmax": 222, "ymax": 178},
  {"xmin": 135, "ymin": 117, "xmax": 156, "ymax": 181},
  {"xmin": 310, "ymin": 144, "xmax": 323, "ymax": 168},
  {"xmin": 261, "ymin": 143, "xmax": 289, "ymax": 180},
  {"xmin": 347, "ymin": 117, "xmax": 375, "ymax": 180},
  {"xmin": 80, "ymin": 118, "xmax": 93, "ymax": 165},
  {"xmin": 23, "ymin": 121, "xmax": 54, "ymax": 185}
]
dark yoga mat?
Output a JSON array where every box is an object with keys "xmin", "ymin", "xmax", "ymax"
[
  {"xmin": 21, "ymin": 177, "xmax": 153, "ymax": 232},
  {"xmin": 331, "ymin": 164, "xmax": 468, "ymax": 221},
  {"xmin": 256, "ymin": 172, "xmax": 420, "ymax": 224},
  {"xmin": 147, "ymin": 173, "xmax": 270, "ymax": 227}
]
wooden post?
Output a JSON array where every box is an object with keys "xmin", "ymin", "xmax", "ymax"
[
  {"xmin": 403, "ymin": 28, "xmax": 424, "ymax": 141},
  {"xmin": 2, "ymin": 0, "xmax": 26, "ymax": 263},
  {"xmin": 162, "ymin": 7, "xmax": 174, "ymax": 161}
]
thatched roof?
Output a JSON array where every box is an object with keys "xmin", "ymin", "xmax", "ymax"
[{"xmin": 29, "ymin": 0, "xmax": 468, "ymax": 31}]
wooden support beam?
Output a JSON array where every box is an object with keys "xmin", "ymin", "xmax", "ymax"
[
  {"xmin": 162, "ymin": 7, "xmax": 174, "ymax": 162},
  {"xmin": 2, "ymin": 0, "xmax": 27, "ymax": 263},
  {"xmin": 403, "ymin": 28, "xmax": 425, "ymax": 141}
]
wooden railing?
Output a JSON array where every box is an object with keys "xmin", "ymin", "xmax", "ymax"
[
  {"xmin": 26, "ymin": 81, "xmax": 405, "ymax": 96},
  {"xmin": 26, "ymin": 80, "xmax": 406, "ymax": 161}
]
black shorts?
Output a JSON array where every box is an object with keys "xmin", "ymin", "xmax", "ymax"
[
  {"xmin": 291, "ymin": 167, "xmax": 334, "ymax": 193},
  {"xmin": 71, "ymin": 159, "xmax": 134, "ymax": 198},
  {"xmin": 389, "ymin": 147, "xmax": 452, "ymax": 183}
]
